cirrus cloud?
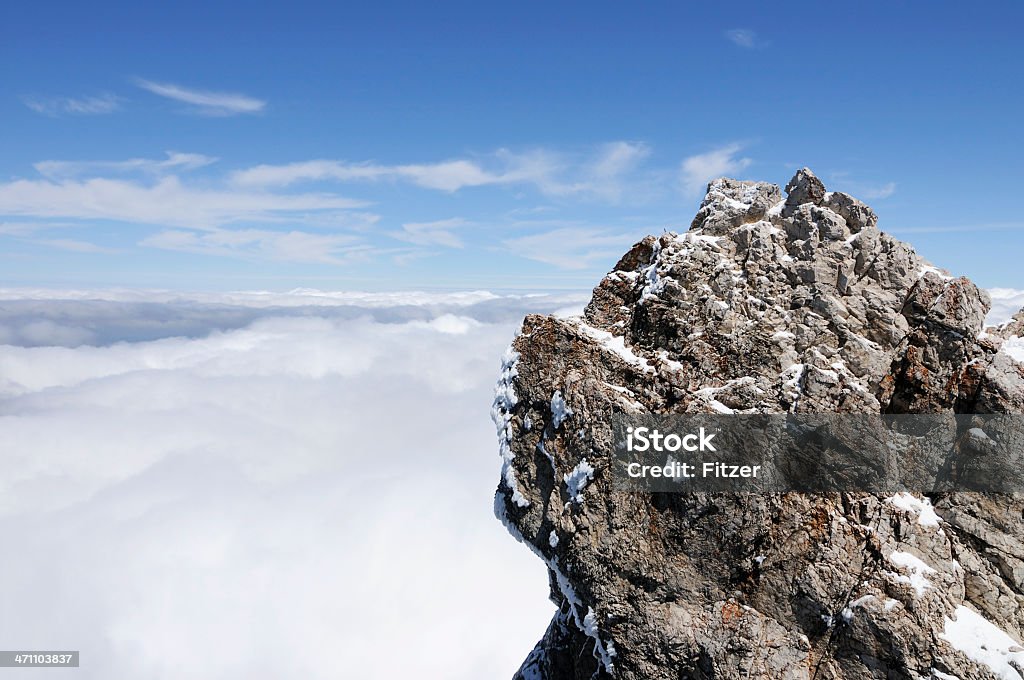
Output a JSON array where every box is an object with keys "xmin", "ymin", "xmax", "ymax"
[
  {"xmin": 34, "ymin": 152, "xmax": 218, "ymax": 180},
  {"xmin": 725, "ymin": 28, "xmax": 759, "ymax": 49},
  {"xmin": 230, "ymin": 141, "xmax": 653, "ymax": 201},
  {"xmin": 22, "ymin": 93, "xmax": 122, "ymax": 116},
  {"xmin": 140, "ymin": 228, "xmax": 377, "ymax": 265},
  {"xmin": 0, "ymin": 175, "xmax": 368, "ymax": 230},
  {"xmin": 135, "ymin": 79, "xmax": 266, "ymax": 116},
  {"xmin": 389, "ymin": 218, "xmax": 469, "ymax": 249},
  {"xmin": 502, "ymin": 226, "xmax": 645, "ymax": 270}
]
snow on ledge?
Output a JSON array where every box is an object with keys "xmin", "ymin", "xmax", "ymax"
[
  {"xmin": 887, "ymin": 492, "xmax": 942, "ymax": 528},
  {"xmin": 1002, "ymin": 336, "xmax": 1024, "ymax": 363},
  {"xmin": 886, "ymin": 550, "xmax": 936, "ymax": 597},
  {"xmin": 575, "ymin": 321, "xmax": 654, "ymax": 373},
  {"xmin": 986, "ymin": 288, "xmax": 1024, "ymax": 326},
  {"xmin": 918, "ymin": 265, "xmax": 954, "ymax": 281},
  {"xmin": 940, "ymin": 605, "xmax": 1024, "ymax": 680},
  {"xmin": 930, "ymin": 670, "xmax": 960, "ymax": 680}
]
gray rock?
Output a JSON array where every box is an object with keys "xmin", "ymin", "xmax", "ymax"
[
  {"xmin": 494, "ymin": 169, "xmax": 1024, "ymax": 679},
  {"xmin": 784, "ymin": 167, "xmax": 826, "ymax": 210}
]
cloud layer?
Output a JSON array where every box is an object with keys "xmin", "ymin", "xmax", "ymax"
[
  {"xmin": 988, "ymin": 288, "xmax": 1024, "ymax": 326},
  {"xmin": 0, "ymin": 291, "xmax": 594, "ymax": 679},
  {"xmin": 1, "ymin": 284, "xmax": 1021, "ymax": 677}
]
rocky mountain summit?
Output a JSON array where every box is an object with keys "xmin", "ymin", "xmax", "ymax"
[{"xmin": 492, "ymin": 169, "xmax": 1024, "ymax": 679}]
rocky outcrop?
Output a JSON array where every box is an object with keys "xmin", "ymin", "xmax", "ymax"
[{"xmin": 492, "ymin": 169, "xmax": 1024, "ymax": 679}]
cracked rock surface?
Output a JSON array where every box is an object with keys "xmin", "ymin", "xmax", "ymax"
[{"xmin": 492, "ymin": 169, "xmax": 1024, "ymax": 679}]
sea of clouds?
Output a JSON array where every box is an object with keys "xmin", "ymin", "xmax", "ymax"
[
  {"xmin": 987, "ymin": 288, "xmax": 1024, "ymax": 328},
  {"xmin": 0, "ymin": 289, "xmax": 590, "ymax": 680},
  {"xmin": 0, "ymin": 286, "xmax": 1021, "ymax": 680}
]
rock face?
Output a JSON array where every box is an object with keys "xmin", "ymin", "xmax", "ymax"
[{"xmin": 492, "ymin": 169, "xmax": 1024, "ymax": 679}]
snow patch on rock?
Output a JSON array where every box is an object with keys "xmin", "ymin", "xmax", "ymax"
[
  {"xmin": 887, "ymin": 492, "xmax": 942, "ymax": 528},
  {"xmin": 563, "ymin": 459, "xmax": 595, "ymax": 504},
  {"xmin": 887, "ymin": 550, "xmax": 937, "ymax": 597},
  {"xmin": 550, "ymin": 390, "xmax": 573, "ymax": 429},
  {"xmin": 576, "ymin": 321, "xmax": 654, "ymax": 373},
  {"xmin": 494, "ymin": 496, "xmax": 616, "ymax": 675},
  {"xmin": 1002, "ymin": 336, "xmax": 1024, "ymax": 363},
  {"xmin": 491, "ymin": 346, "xmax": 529, "ymax": 507},
  {"xmin": 940, "ymin": 605, "xmax": 1024, "ymax": 680}
]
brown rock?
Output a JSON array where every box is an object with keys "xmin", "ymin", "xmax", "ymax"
[{"xmin": 495, "ymin": 170, "xmax": 1024, "ymax": 680}]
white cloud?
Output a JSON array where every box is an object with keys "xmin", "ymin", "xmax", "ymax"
[
  {"xmin": 229, "ymin": 160, "xmax": 388, "ymax": 186},
  {"xmin": 0, "ymin": 289, "xmax": 579, "ymax": 348},
  {"xmin": 0, "ymin": 220, "xmax": 80, "ymax": 236},
  {"xmin": 23, "ymin": 93, "xmax": 122, "ymax": 116},
  {"xmin": 0, "ymin": 288, "xmax": 515, "ymax": 309},
  {"xmin": 231, "ymin": 156, "xmax": 543, "ymax": 192},
  {"xmin": 136, "ymin": 79, "xmax": 266, "ymax": 116},
  {"xmin": 34, "ymin": 152, "xmax": 218, "ymax": 179},
  {"xmin": 399, "ymin": 159, "xmax": 510, "ymax": 191},
  {"xmin": 725, "ymin": 29, "xmax": 758, "ymax": 49},
  {"xmin": 0, "ymin": 293, "xmax": 579, "ymax": 679},
  {"xmin": 390, "ymin": 218, "xmax": 468, "ymax": 248},
  {"xmin": 0, "ymin": 167, "xmax": 376, "ymax": 264},
  {"xmin": 230, "ymin": 142, "xmax": 651, "ymax": 201},
  {"xmin": 503, "ymin": 226, "xmax": 641, "ymax": 270},
  {"xmin": 140, "ymin": 228, "xmax": 375, "ymax": 264},
  {"xmin": 0, "ymin": 143, "xmax": 665, "ymax": 269},
  {"xmin": 573, "ymin": 141, "xmax": 652, "ymax": 202},
  {"xmin": 987, "ymin": 288, "xmax": 1024, "ymax": 326},
  {"xmin": 590, "ymin": 141, "xmax": 650, "ymax": 179},
  {"xmin": 680, "ymin": 143, "xmax": 753, "ymax": 196},
  {"xmin": 35, "ymin": 238, "xmax": 120, "ymax": 254},
  {"xmin": 0, "ymin": 175, "xmax": 368, "ymax": 230}
]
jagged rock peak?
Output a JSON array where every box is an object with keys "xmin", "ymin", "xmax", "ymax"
[
  {"xmin": 784, "ymin": 166, "xmax": 827, "ymax": 208},
  {"xmin": 493, "ymin": 170, "xmax": 1024, "ymax": 679},
  {"xmin": 690, "ymin": 167, "xmax": 876, "ymax": 238}
]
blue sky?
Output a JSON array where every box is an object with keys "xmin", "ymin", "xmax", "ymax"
[{"xmin": 2, "ymin": 1, "xmax": 1022, "ymax": 291}]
